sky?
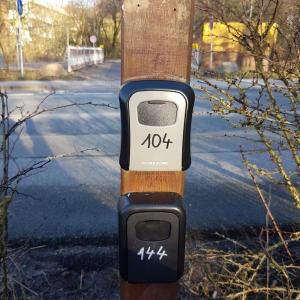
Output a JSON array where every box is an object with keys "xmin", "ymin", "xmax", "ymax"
[
  {"xmin": 36, "ymin": 0, "xmax": 94, "ymax": 6},
  {"xmin": 35, "ymin": 0, "xmax": 70, "ymax": 7}
]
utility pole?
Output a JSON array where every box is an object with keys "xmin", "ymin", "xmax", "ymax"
[
  {"xmin": 209, "ymin": 15, "xmax": 214, "ymax": 70},
  {"xmin": 67, "ymin": 27, "xmax": 71, "ymax": 73},
  {"xmin": 18, "ymin": 17, "xmax": 24, "ymax": 78},
  {"xmin": 16, "ymin": 27, "xmax": 20, "ymax": 71},
  {"xmin": 16, "ymin": 0, "xmax": 24, "ymax": 78},
  {"xmin": 119, "ymin": 1, "xmax": 194, "ymax": 299},
  {"xmin": 249, "ymin": 0, "xmax": 254, "ymax": 19}
]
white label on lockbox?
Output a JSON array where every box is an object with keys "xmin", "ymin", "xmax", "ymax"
[{"xmin": 129, "ymin": 90, "xmax": 187, "ymax": 171}]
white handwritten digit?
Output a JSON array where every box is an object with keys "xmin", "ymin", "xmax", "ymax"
[
  {"xmin": 146, "ymin": 247, "xmax": 155, "ymax": 260},
  {"xmin": 137, "ymin": 247, "xmax": 145, "ymax": 261},
  {"xmin": 157, "ymin": 246, "xmax": 168, "ymax": 260}
]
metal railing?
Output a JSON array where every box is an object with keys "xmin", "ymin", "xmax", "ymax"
[{"xmin": 67, "ymin": 46, "xmax": 104, "ymax": 72}]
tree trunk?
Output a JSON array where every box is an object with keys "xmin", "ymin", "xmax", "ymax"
[{"xmin": 0, "ymin": 0, "xmax": 10, "ymax": 70}]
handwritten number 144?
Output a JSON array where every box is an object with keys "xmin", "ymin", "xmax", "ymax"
[{"xmin": 137, "ymin": 246, "xmax": 168, "ymax": 261}]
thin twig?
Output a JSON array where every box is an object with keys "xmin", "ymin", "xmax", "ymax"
[
  {"xmin": 227, "ymin": 287, "xmax": 300, "ymax": 299},
  {"xmin": 241, "ymin": 149, "xmax": 294, "ymax": 262},
  {"xmin": 8, "ymin": 277, "xmax": 39, "ymax": 297}
]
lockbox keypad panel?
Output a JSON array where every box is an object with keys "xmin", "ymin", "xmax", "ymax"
[{"xmin": 129, "ymin": 90, "xmax": 186, "ymax": 171}]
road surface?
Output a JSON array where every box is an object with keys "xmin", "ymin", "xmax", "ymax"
[{"xmin": 1, "ymin": 60, "xmax": 299, "ymax": 244}]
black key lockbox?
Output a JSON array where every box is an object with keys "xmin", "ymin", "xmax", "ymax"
[{"xmin": 118, "ymin": 192, "xmax": 186, "ymax": 283}]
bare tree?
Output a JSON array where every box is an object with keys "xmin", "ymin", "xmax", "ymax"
[
  {"xmin": 0, "ymin": 0, "xmax": 14, "ymax": 69},
  {"xmin": 97, "ymin": 0, "xmax": 121, "ymax": 57},
  {"xmin": 0, "ymin": 90, "xmax": 117, "ymax": 299},
  {"xmin": 194, "ymin": 0, "xmax": 300, "ymax": 208},
  {"xmin": 66, "ymin": 0, "xmax": 121, "ymax": 57},
  {"xmin": 66, "ymin": 0, "xmax": 95, "ymax": 46}
]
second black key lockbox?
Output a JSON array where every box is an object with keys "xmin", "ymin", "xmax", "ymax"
[{"xmin": 118, "ymin": 192, "xmax": 186, "ymax": 283}]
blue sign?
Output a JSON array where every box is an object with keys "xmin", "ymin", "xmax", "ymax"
[{"xmin": 16, "ymin": 0, "xmax": 23, "ymax": 16}]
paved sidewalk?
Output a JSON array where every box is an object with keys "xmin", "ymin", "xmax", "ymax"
[{"xmin": 0, "ymin": 60, "xmax": 120, "ymax": 92}]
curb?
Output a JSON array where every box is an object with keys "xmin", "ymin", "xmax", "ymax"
[
  {"xmin": 1, "ymin": 81, "xmax": 55, "ymax": 93},
  {"xmin": 1, "ymin": 80, "xmax": 121, "ymax": 93}
]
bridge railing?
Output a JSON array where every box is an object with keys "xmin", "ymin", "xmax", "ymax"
[{"xmin": 67, "ymin": 46, "xmax": 104, "ymax": 72}]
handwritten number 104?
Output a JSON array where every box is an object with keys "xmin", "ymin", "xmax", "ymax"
[{"xmin": 141, "ymin": 133, "xmax": 173, "ymax": 149}]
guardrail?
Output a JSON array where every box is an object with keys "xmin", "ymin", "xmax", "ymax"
[{"xmin": 67, "ymin": 46, "xmax": 104, "ymax": 72}]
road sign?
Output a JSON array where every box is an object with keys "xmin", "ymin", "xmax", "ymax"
[
  {"xmin": 90, "ymin": 35, "xmax": 97, "ymax": 45},
  {"xmin": 16, "ymin": 0, "xmax": 23, "ymax": 16},
  {"xmin": 16, "ymin": 0, "xmax": 29, "ymax": 17}
]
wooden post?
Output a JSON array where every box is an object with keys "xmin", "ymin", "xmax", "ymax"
[{"xmin": 120, "ymin": 1, "xmax": 194, "ymax": 299}]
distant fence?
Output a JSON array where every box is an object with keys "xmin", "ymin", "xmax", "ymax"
[{"xmin": 67, "ymin": 46, "xmax": 104, "ymax": 72}]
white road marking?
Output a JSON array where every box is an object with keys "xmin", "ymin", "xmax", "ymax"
[
  {"xmin": 9, "ymin": 91, "xmax": 115, "ymax": 96},
  {"xmin": 55, "ymin": 91, "xmax": 115, "ymax": 95},
  {"xmin": 9, "ymin": 93, "xmax": 35, "ymax": 96}
]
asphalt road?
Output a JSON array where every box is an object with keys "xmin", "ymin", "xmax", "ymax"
[{"xmin": 2, "ymin": 60, "xmax": 300, "ymax": 243}]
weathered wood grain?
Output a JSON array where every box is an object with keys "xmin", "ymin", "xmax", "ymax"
[
  {"xmin": 120, "ymin": 0, "xmax": 194, "ymax": 299},
  {"xmin": 121, "ymin": 0, "xmax": 194, "ymax": 83},
  {"xmin": 121, "ymin": 281, "xmax": 178, "ymax": 300},
  {"xmin": 121, "ymin": 170, "xmax": 184, "ymax": 195}
]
